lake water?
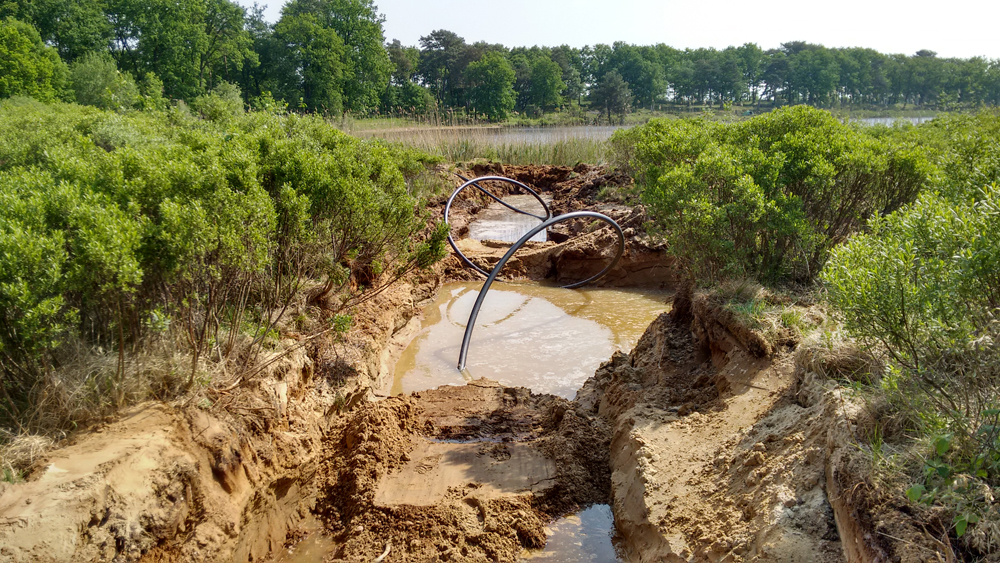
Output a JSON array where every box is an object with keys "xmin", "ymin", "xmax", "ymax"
[
  {"xmin": 365, "ymin": 125, "xmax": 630, "ymax": 145},
  {"xmin": 855, "ymin": 116, "xmax": 936, "ymax": 126}
]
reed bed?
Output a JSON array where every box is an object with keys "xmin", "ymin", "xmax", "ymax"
[{"xmin": 358, "ymin": 126, "xmax": 611, "ymax": 166}]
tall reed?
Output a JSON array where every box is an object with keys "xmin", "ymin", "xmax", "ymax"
[{"xmin": 359, "ymin": 126, "xmax": 610, "ymax": 166}]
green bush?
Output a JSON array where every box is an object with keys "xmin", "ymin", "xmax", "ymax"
[
  {"xmin": 0, "ymin": 18, "xmax": 68, "ymax": 102},
  {"xmin": 0, "ymin": 100, "xmax": 446, "ymax": 431},
  {"xmin": 69, "ymin": 51, "xmax": 139, "ymax": 111},
  {"xmin": 824, "ymin": 187, "xmax": 1000, "ymax": 541},
  {"xmin": 613, "ymin": 106, "xmax": 933, "ymax": 282},
  {"xmin": 911, "ymin": 110, "xmax": 1000, "ymax": 201},
  {"xmin": 190, "ymin": 81, "xmax": 244, "ymax": 121}
]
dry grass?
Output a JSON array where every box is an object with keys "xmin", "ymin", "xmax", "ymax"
[
  {"xmin": 710, "ymin": 279, "xmax": 825, "ymax": 350},
  {"xmin": 0, "ymin": 432, "xmax": 53, "ymax": 481},
  {"xmin": 357, "ymin": 127, "xmax": 610, "ymax": 166},
  {"xmin": 795, "ymin": 326, "xmax": 882, "ymax": 383},
  {"xmin": 337, "ymin": 111, "xmax": 491, "ymax": 134}
]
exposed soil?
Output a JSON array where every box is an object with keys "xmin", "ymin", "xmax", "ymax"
[
  {"xmin": 309, "ymin": 381, "xmax": 610, "ymax": 562},
  {"xmin": 438, "ymin": 163, "xmax": 676, "ymax": 289},
  {"xmin": 0, "ymin": 163, "xmax": 953, "ymax": 563}
]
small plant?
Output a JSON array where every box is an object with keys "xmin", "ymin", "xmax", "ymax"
[
  {"xmin": 2, "ymin": 464, "xmax": 23, "ymax": 484},
  {"xmin": 331, "ymin": 314, "xmax": 352, "ymax": 334},
  {"xmin": 904, "ymin": 433, "xmax": 993, "ymax": 538},
  {"xmin": 294, "ymin": 313, "xmax": 309, "ymax": 331}
]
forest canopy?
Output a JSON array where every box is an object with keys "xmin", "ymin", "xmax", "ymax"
[{"xmin": 2, "ymin": 0, "xmax": 1000, "ymax": 119}]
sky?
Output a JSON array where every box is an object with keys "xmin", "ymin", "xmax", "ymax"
[{"xmin": 238, "ymin": 0, "xmax": 1000, "ymax": 60}]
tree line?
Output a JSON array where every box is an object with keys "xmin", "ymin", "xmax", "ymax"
[{"xmin": 3, "ymin": 0, "xmax": 1000, "ymax": 120}]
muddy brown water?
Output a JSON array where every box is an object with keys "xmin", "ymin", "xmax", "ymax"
[
  {"xmin": 365, "ymin": 197, "xmax": 658, "ymax": 561},
  {"xmin": 388, "ymin": 282, "xmax": 669, "ymax": 399},
  {"xmin": 465, "ymin": 194, "xmax": 552, "ymax": 243},
  {"xmin": 383, "ymin": 280, "xmax": 649, "ymax": 561},
  {"xmin": 520, "ymin": 504, "xmax": 620, "ymax": 562}
]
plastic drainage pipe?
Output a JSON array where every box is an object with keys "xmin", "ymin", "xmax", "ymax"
[
  {"xmin": 444, "ymin": 175, "xmax": 552, "ymax": 278},
  {"xmin": 456, "ymin": 210, "xmax": 625, "ymax": 370}
]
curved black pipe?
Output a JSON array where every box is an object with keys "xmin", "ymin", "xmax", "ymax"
[
  {"xmin": 444, "ymin": 175, "xmax": 552, "ymax": 278},
  {"xmin": 457, "ymin": 210, "xmax": 625, "ymax": 370}
]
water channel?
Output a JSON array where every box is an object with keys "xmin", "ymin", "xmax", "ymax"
[
  {"xmin": 389, "ymin": 281, "xmax": 667, "ymax": 399},
  {"xmin": 521, "ymin": 505, "xmax": 621, "ymax": 562},
  {"xmin": 465, "ymin": 194, "xmax": 552, "ymax": 243},
  {"xmin": 384, "ymin": 194, "xmax": 668, "ymax": 561}
]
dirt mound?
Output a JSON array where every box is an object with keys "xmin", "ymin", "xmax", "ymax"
[
  {"xmin": 437, "ymin": 165, "xmax": 676, "ymax": 288},
  {"xmin": 311, "ymin": 380, "xmax": 611, "ymax": 562},
  {"xmin": 576, "ymin": 294, "xmax": 844, "ymax": 563},
  {"xmin": 0, "ymin": 276, "xmax": 439, "ymax": 563}
]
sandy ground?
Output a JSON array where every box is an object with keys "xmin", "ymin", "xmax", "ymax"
[
  {"xmin": 0, "ymin": 164, "xmax": 954, "ymax": 563},
  {"xmin": 308, "ymin": 381, "xmax": 611, "ymax": 562}
]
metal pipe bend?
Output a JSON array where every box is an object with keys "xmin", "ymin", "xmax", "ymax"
[
  {"xmin": 457, "ymin": 210, "xmax": 625, "ymax": 370},
  {"xmin": 444, "ymin": 175, "xmax": 552, "ymax": 279}
]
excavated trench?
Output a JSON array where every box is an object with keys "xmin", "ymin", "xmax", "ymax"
[
  {"xmin": 279, "ymin": 187, "xmax": 848, "ymax": 563},
  {"xmin": 0, "ymin": 165, "xmax": 947, "ymax": 563}
]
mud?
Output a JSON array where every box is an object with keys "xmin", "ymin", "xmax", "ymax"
[
  {"xmin": 0, "ymin": 163, "xmax": 951, "ymax": 563},
  {"xmin": 438, "ymin": 163, "xmax": 675, "ymax": 289},
  {"xmin": 311, "ymin": 381, "xmax": 610, "ymax": 562},
  {"xmin": 0, "ymin": 273, "xmax": 439, "ymax": 563}
]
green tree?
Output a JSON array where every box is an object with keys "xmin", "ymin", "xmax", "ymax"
[
  {"xmin": 282, "ymin": 0, "xmax": 391, "ymax": 114},
  {"xmin": 13, "ymin": 0, "xmax": 112, "ymax": 62},
  {"xmin": 736, "ymin": 43, "xmax": 765, "ymax": 104},
  {"xmin": 417, "ymin": 29, "xmax": 467, "ymax": 105},
  {"xmin": 528, "ymin": 56, "xmax": 564, "ymax": 112},
  {"xmin": 381, "ymin": 38, "xmax": 431, "ymax": 114},
  {"xmin": 590, "ymin": 70, "xmax": 631, "ymax": 124},
  {"xmin": 271, "ymin": 12, "xmax": 345, "ymax": 113},
  {"xmin": 106, "ymin": 0, "xmax": 255, "ymax": 100},
  {"xmin": 608, "ymin": 43, "xmax": 663, "ymax": 109},
  {"xmin": 69, "ymin": 51, "xmax": 139, "ymax": 110},
  {"xmin": 387, "ymin": 38, "xmax": 418, "ymax": 84},
  {"xmin": 549, "ymin": 44, "xmax": 584, "ymax": 106},
  {"xmin": 465, "ymin": 51, "xmax": 515, "ymax": 122},
  {"xmin": 0, "ymin": 17, "xmax": 68, "ymax": 101}
]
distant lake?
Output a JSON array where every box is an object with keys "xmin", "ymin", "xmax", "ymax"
[
  {"xmin": 855, "ymin": 116, "xmax": 936, "ymax": 126},
  {"xmin": 359, "ymin": 116, "xmax": 937, "ymax": 147},
  {"xmin": 362, "ymin": 125, "xmax": 630, "ymax": 144}
]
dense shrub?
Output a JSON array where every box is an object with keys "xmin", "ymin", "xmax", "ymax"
[
  {"xmin": 0, "ymin": 18, "xmax": 68, "ymax": 102},
  {"xmin": 911, "ymin": 110, "xmax": 1000, "ymax": 201},
  {"xmin": 0, "ymin": 100, "xmax": 446, "ymax": 430},
  {"xmin": 824, "ymin": 188, "xmax": 1000, "ymax": 544},
  {"xmin": 190, "ymin": 81, "xmax": 244, "ymax": 121},
  {"xmin": 69, "ymin": 51, "xmax": 139, "ymax": 111},
  {"xmin": 612, "ymin": 106, "xmax": 933, "ymax": 282}
]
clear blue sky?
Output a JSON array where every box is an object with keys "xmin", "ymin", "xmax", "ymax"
[{"xmin": 237, "ymin": 0, "xmax": 1000, "ymax": 59}]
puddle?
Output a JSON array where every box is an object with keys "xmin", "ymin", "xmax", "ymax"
[
  {"xmin": 389, "ymin": 282, "xmax": 668, "ymax": 399},
  {"xmin": 374, "ymin": 438, "xmax": 555, "ymax": 507},
  {"xmin": 271, "ymin": 520, "xmax": 336, "ymax": 563},
  {"xmin": 521, "ymin": 504, "xmax": 620, "ymax": 562},
  {"xmin": 467, "ymin": 194, "xmax": 552, "ymax": 243}
]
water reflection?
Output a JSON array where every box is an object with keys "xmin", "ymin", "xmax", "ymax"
[
  {"xmin": 522, "ymin": 504, "xmax": 621, "ymax": 562},
  {"xmin": 467, "ymin": 194, "xmax": 552, "ymax": 243},
  {"xmin": 391, "ymin": 282, "xmax": 668, "ymax": 399}
]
